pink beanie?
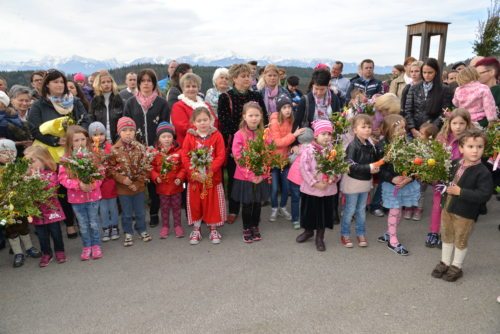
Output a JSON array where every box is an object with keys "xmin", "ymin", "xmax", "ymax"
[
  {"xmin": 73, "ymin": 72, "xmax": 85, "ymax": 82},
  {"xmin": 312, "ymin": 119, "xmax": 333, "ymax": 137},
  {"xmin": 117, "ymin": 117, "xmax": 136, "ymax": 133}
]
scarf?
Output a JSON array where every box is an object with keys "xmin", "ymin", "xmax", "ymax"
[
  {"xmin": 136, "ymin": 91, "xmax": 158, "ymax": 111},
  {"xmin": 264, "ymin": 86, "xmax": 279, "ymax": 115},
  {"xmin": 178, "ymin": 94, "xmax": 208, "ymax": 110},
  {"xmin": 314, "ymin": 89, "xmax": 332, "ymax": 120},
  {"xmin": 423, "ymin": 81, "xmax": 433, "ymax": 99},
  {"xmin": 49, "ymin": 94, "xmax": 74, "ymax": 115}
]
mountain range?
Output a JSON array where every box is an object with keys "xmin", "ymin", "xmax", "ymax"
[{"xmin": 0, "ymin": 54, "xmax": 394, "ymax": 74}]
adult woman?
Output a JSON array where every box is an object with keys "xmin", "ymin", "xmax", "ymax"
[
  {"xmin": 8, "ymin": 86, "xmax": 32, "ymax": 155},
  {"xmin": 400, "ymin": 60, "xmax": 424, "ymax": 119},
  {"xmin": 404, "ymin": 58, "xmax": 452, "ymax": 138},
  {"xmin": 67, "ymin": 80, "xmax": 90, "ymax": 111},
  {"xmin": 124, "ymin": 68, "xmax": 169, "ymax": 227},
  {"xmin": 205, "ymin": 68, "xmax": 230, "ymax": 115},
  {"xmin": 28, "ymin": 69, "xmax": 89, "ymax": 238},
  {"xmin": 475, "ymin": 57, "xmax": 500, "ymax": 110},
  {"xmin": 390, "ymin": 57, "xmax": 416, "ymax": 98},
  {"xmin": 89, "ymin": 71, "xmax": 124, "ymax": 143},
  {"xmin": 217, "ymin": 64, "xmax": 267, "ymax": 223},
  {"xmin": 259, "ymin": 64, "xmax": 289, "ymax": 116},
  {"xmin": 166, "ymin": 63, "xmax": 192, "ymax": 110},
  {"xmin": 171, "ymin": 73, "xmax": 218, "ymax": 146}
]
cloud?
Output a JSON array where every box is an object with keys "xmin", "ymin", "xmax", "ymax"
[{"xmin": 0, "ymin": 0, "xmax": 492, "ymax": 65}]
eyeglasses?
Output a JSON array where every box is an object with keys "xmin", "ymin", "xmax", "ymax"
[{"xmin": 478, "ymin": 69, "xmax": 491, "ymax": 75}]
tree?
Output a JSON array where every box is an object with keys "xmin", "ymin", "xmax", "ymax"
[{"xmin": 473, "ymin": 0, "xmax": 500, "ymax": 57}]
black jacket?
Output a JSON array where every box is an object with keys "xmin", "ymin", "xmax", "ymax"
[
  {"xmin": 89, "ymin": 93, "xmax": 124, "ymax": 143},
  {"xmin": 404, "ymin": 82, "xmax": 452, "ymax": 130},
  {"xmin": 28, "ymin": 97, "xmax": 89, "ymax": 147},
  {"xmin": 292, "ymin": 90, "xmax": 341, "ymax": 131},
  {"xmin": 442, "ymin": 160, "xmax": 493, "ymax": 220},
  {"xmin": 123, "ymin": 96, "xmax": 169, "ymax": 147},
  {"xmin": 376, "ymin": 138, "xmax": 399, "ymax": 184},
  {"xmin": 345, "ymin": 136, "xmax": 378, "ymax": 180}
]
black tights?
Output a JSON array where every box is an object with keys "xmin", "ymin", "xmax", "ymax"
[{"xmin": 241, "ymin": 202, "xmax": 261, "ymax": 230}]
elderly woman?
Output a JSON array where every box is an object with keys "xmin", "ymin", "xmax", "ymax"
[
  {"xmin": 124, "ymin": 68, "xmax": 169, "ymax": 228},
  {"xmin": 28, "ymin": 69, "xmax": 90, "ymax": 238},
  {"xmin": 205, "ymin": 68, "xmax": 229, "ymax": 115},
  {"xmin": 171, "ymin": 73, "xmax": 218, "ymax": 146},
  {"xmin": 7, "ymin": 85, "xmax": 33, "ymax": 155},
  {"xmin": 259, "ymin": 64, "xmax": 290, "ymax": 116},
  {"xmin": 90, "ymin": 71, "xmax": 123, "ymax": 143}
]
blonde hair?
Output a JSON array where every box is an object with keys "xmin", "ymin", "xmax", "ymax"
[
  {"xmin": 228, "ymin": 64, "xmax": 251, "ymax": 80},
  {"xmin": 374, "ymin": 93, "xmax": 400, "ymax": 115},
  {"xmin": 437, "ymin": 108, "xmax": 472, "ymax": 143},
  {"xmin": 180, "ymin": 73, "xmax": 202, "ymax": 90},
  {"xmin": 24, "ymin": 146, "xmax": 57, "ymax": 172},
  {"xmin": 456, "ymin": 66, "xmax": 479, "ymax": 86},
  {"xmin": 93, "ymin": 70, "xmax": 119, "ymax": 95},
  {"xmin": 410, "ymin": 60, "xmax": 424, "ymax": 69},
  {"xmin": 239, "ymin": 102, "xmax": 264, "ymax": 130},
  {"xmin": 64, "ymin": 125, "xmax": 90, "ymax": 154},
  {"xmin": 381, "ymin": 114, "xmax": 405, "ymax": 142}
]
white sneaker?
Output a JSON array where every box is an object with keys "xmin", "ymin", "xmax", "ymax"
[
  {"xmin": 278, "ymin": 207, "xmax": 292, "ymax": 221},
  {"xmin": 292, "ymin": 221, "xmax": 300, "ymax": 230},
  {"xmin": 189, "ymin": 230, "xmax": 202, "ymax": 245},
  {"xmin": 123, "ymin": 233, "xmax": 134, "ymax": 247},
  {"xmin": 269, "ymin": 208, "xmax": 278, "ymax": 222},
  {"xmin": 209, "ymin": 229, "xmax": 221, "ymax": 244}
]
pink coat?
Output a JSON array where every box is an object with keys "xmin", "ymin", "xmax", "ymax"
[
  {"xmin": 299, "ymin": 143, "xmax": 339, "ymax": 197},
  {"xmin": 268, "ymin": 113, "xmax": 295, "ymax": 159},
  {"xmin": 58, "ymin": 165, "xmax": 103, "ymax": 204},
  {"xmin": 453, "ymin": 81, "xmax": 497, "ymax": 122},
  {"xmin": 288, "ymin": 145, "xmax": 305, "ymax": 185},
  {"xmin": 232, "ymin": 127, "xmax": 270, "ymax": 182},
  {"xmin": 32, "ymin": 170, "xmax": 66, "ymax": 225}
]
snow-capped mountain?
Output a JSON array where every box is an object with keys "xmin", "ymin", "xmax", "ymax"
[{"xmin": 0, "ymin": 54, "xmax": 393, "ymax": 74}]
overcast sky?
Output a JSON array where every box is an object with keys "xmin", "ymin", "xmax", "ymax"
[{"xmin": 1, "ymin": 0, "xmax": 492, "ymax": 66}]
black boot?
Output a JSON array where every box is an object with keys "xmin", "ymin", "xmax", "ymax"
[
  {"xmin": 296, "ymin": 229, "xmax": 314, "ymax": 243},
  {"xmin": 332, "ymin": 194, "xmax": 340, "ymax": 225},
  {"xmin": 149, "ymin": 214, "xmax": 159, "ymax": 228},
  {"xmin": 315, "ymin": 229, "xmax": 326, "ymax": 252}
]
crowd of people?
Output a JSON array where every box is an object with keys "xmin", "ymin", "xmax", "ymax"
[{"xmin": 0, "ymin": 56, "xmax": 498, "ymax": 287}]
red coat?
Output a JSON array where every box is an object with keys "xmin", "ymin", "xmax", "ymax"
[
  {"xmin": 100, "ymin": 142, "xmax": 118, "ymax": 199},
  {"xmin": 150, "ymin": 144, "xmax": 186, "ymax": 195},
  {"xmin": 171, "ymin": 100, "xmax": 220, "ymax": 147}
]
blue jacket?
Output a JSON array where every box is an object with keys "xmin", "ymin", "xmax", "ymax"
[{"xmin": 346, "ymin": 77, "xmax": 383, "ymax": 101}]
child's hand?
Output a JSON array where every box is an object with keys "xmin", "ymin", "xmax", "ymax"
[
  {"xmin": 174, "ymin": 178, "xmax": 181, "ymax": 186},
  {"xmin": 290, "ymin": 145, "xmax": 299, "ymax": 154},
  {"xmin": 123, "ymin": 177, "xmax": 133, "ymax": 186},
  {"xmin": 128, "ymin": 184, "xmax": 137, "ymax": 192},
  {"xmin": 80, "ymin": 182, "xmax": 92, "ymax": 192},
  {"xmin": 314, "ymin": 181, "xmax": 328, "ymax": 190},
  {"xmin": 156, "ymin": 177, "xmax": 162, "ymax": 184},
  {"xmin": 58, "ymin": 137, "xmax": 66, "ymax": 146},
  {"xmin": 252, "ymin": 175, "xmax": 263, "ymax": 184},
  {"xmin": 369, "ymin": 164, "xmax": 380, "ymax": 174},
  {"xmin": 411, "ymin": 129, "xmax": 421, "ymax": 139},
  {"xmin": 446, "ymin": 184, "xmax": 461, "ymax": 196},
  {"xmin": 293, "ymin": 128, "xmax": 306, "ymax": 137}
]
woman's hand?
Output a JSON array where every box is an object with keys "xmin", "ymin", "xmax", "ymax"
[{"xmin": 58, "ymin": 137, "xmax": 66, "ymax": 146}]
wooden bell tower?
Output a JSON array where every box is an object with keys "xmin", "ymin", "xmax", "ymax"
[{"xmin": 405, "ymin": 21, "xmax": 450, "ymax": 68}]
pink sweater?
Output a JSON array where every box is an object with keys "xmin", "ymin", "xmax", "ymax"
[
  {"xmin": 299, "ymin": 143, "xmax": 339, "ymax": 197},
  {"xmin": 453, "ymin": 81, "xmax": 497, "ymax": 122},
  {"xmin": 58, "ymin": 165, "xmax": 103, "ymax": 204},
  {"xmin": 232, "ymin": 127, "xmax": 270, "ymax": 182},
  {"xmin": 32, "ymin": 170, "xmax": 66, "ymax": 225}
]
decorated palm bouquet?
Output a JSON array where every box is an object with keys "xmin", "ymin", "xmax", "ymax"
[
  {"xmin": 484, "ymin": 120, "xmax": 500, "ymax": 171},
  {"xmin": 60, "ymin": 148, "xmax": 104, "ymax": 184},
  {"xmin": 383, "ymin": 136, "xmax": 452, "ymax": 184},
  {"xmin": 188, "ymin": 145, "xmax": 214, "ymax": 198},
  {"xmin": 0, "ymin": 160, "xmax": 54, "ymax": 226},
  {"xmin": 160, "ymin": 152, "xmax": 181, "ymax": 179},
  {"xmin": 109, "ymin": 141, "xmax": 155, "ymax": 182},
  {"xmin": 237, "ymin": 129, "xmax": 287, "ymax": 178},
  {"xmin": 330, "ymin": 110, "xmax": 351, "ymax": 143},
  {"xmin": 314, "ymin": 143, "xmax": 349, "ymax": 182}
]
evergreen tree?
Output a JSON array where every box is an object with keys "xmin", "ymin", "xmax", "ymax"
[{"xmin": 473, "ymin": 0, "xmax": 500, "ymax": 57}]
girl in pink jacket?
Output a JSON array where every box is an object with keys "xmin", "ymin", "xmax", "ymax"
[
  {"xmin": 58, "ymin": 126, "xmax": 103, "ymax": 261},
  {"xmin": 296, "ymin": 120, "xmax": 339, "ymax": 252}
]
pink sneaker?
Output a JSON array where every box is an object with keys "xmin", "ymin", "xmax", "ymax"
[
  {"xmin": 189, "ymin": 229, "xmax": 202, "ymax": 245},
  {"xmin": 174, "ymin": 225, "xmax": 185, "ymax": 238},
  {"xmin": 209, "ymin": 229, "xmax": 222, "ymax": 244},
  {"xmin": 160, "ymin": 225, "xmax": 169, "ymax": 239},
  {"xmin": 80, "ymin": 247, "xmax": 92, "ymax": 261},
  {"xmin": 91, "ymin": 245, "xmax": 103, "ymax": 260},
  {"xmin": 39, "ymin": 254, "xmax": 52, "ymax": 267},
  {"xmin": 55, "ymin": 251, "xmax": 67, "ymax": 264}
]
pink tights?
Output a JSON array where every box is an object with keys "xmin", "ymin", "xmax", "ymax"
[{"xmin": 388, "ymin": 208, "xmax": 401, "ymax": 246}]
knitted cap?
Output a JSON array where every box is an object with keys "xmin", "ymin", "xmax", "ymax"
[
  {"xmin": 0, "ymin": 91, "xmax": 10, "ymax": 107},
  {"xmin": 117, "ymin": 117, "xmax": 136, "ymax": 133},
  {"xmin": 298, "ymin": 127, "xmax": 314, "ymax": 144},
  {"xmin": 276, "ymin": 94, "xmax": 292, "ymax": 112},
  {"xmin": 156, "ymin": 121, "xmax": 175, "ymax": 138},
  {"xmin": 88, "ymin": 122, "xmax": 106, "ymax": 137},
  {"xmin": 73, "ymin": 72, "xmax": 85, "ymax": 82},
  {"xmin": 312, "ymin": 119, "xmax": 333, "ymax": 137},
  {"xmin": 0, "ymin": 139, "xmax": 16, "ymax": 152}
]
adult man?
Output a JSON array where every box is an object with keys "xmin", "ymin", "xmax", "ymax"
[
  {"xmin": 346, "ymin": 59, "xmax": 383, "ymax": 100},
  {"xmin": 452, "ymin": 61, "xmax": 466, "ymax": 72},
  {"xmin": 157, "ymin": 60, "xmax": 178, "ymax": 92},
  {"xmin": 119, "ymin": 72, "xmax": 138, "ymax": 101},
  {"xmin": 389, "ymin": 57, "xmax": 416, "ymax": 98},
  {"xmin": 447, "ymin": 70, "xmax": 458, "ymax": 84},
  {"xmin": 30, "ymin": 71, "xmax": 46, "ymax": 101},
  {"xmin": 329, "ymin": 61, "xmax": 351, "ymax": 103},
  {"xmin": 248, "ymin": 60, "xmax": 258, "ymax": 90}
]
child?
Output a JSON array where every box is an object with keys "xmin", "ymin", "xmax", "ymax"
[
  {"xmin": 151, "ymin": 122, "xmax": 186, "ymax": 239},
  {"xmin": 232, "ymin": 102, "xmax": 270, "ymax": 243},
  {"xmin": 88, "ymin": 122, "xmax": 120, "ymax": 242},
  {"xmin": 25, "ymin": 146, "xmax": 66, "ymax": 267},
  {"xmin": 377, "ymin": 114, "xmax": 420, "ymax": 256},
  {"xmin": 0, "ymin": 139, "xmax": 41, "ymax": 267},
  {"xmin": 108, "ymin": 117, "xmax": 153, "ymax": 247},
  {"xmin": 288, "ymin": 129, "xmax": 314, "ymax": 229},
  {"xmin": 431, "ymin": 129, "xmax": 493, "ymax": 281},
  {"xmin": 59, "ymin": 126, "xmax": 104, "ymax": 260},
  {"xmin": 426, "ymin": 109, "xmax": 472, "ymax": 247},
  {"xmin": 340, "ymin": 114, "xmax": 379, "ymax": 248},
  {"xmin": 268, "ymin": 95, "xmax": 305, "ymax": 222},
  {"xmin": 296, "ymin": 120, "xmax": 340, "ymax": 251},
  {"xmin": 181, "ymin": 107, "xmax": 226, "ymax": 245}
]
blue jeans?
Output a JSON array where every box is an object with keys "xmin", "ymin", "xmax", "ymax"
[
  {"xmin": 341, "ymin": 192, "xmax": 369, "ymax": 237},
  {"xmin": 271, "ymin": 166, "xmax": 289, "ymax": 208},
  {"xmin": 72, "ymin": 201, "xmax": 101, "ymax": 247},
  {"xmin": 119, "ymin": 192, "xmax": 146, "ymax": 235},
  {"xmin": 369, "ymin": 184, "xmax": 383, "ymax": 211},
  {"xmin": 99, "ymin": 198, "xmax": 119, "ymax": 229},
  {"xmin": 289, "ymin": 181, "xmax": 301, "ymax": 222},
  {"xmin": 35, "ymin": 222, "xmax": 64, "ymax": 255}
]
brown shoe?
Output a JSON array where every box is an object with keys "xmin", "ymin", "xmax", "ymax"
[
  {"xmin": 296, "ymin": 230, "xmax": 314, "ymax": 243},
  {"xmin": 357, "ymin": 236, "xmax": 368, "ymax": 247},
  {"xmin": 431, "ymin": 261, "xmax": 449, "ymax": 278},
  {"xmin": 340, "ymin": 236, "xmax": 353, "ymax": 248},
  {"xmin": 315, "ymin": 229, "xmax": 326, "ymax": 252},
  {"xmin": 226, "ymin": 214, "xmax": 237, "ymax": 224},
  {"xmin": 442, "ymin": 265, "xmax": 463, "ymax": 282}
]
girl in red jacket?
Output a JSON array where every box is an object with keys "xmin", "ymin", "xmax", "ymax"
[
  {"xmin": 151, "ymin": 122, "xmax": 186, "ymax": 239},
  {"xmin": 181, "ymin": 107, "xmax": 226, "ymax": 245}
]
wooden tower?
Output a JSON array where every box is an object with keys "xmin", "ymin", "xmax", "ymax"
[{"xmin": 405, "ymin": 21, "xmax": 450, "ymax": 68}]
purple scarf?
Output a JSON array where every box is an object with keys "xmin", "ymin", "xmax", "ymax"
[{"xmin": 264, "ymin": 86, "xmax": 279, "ymax": 115}]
